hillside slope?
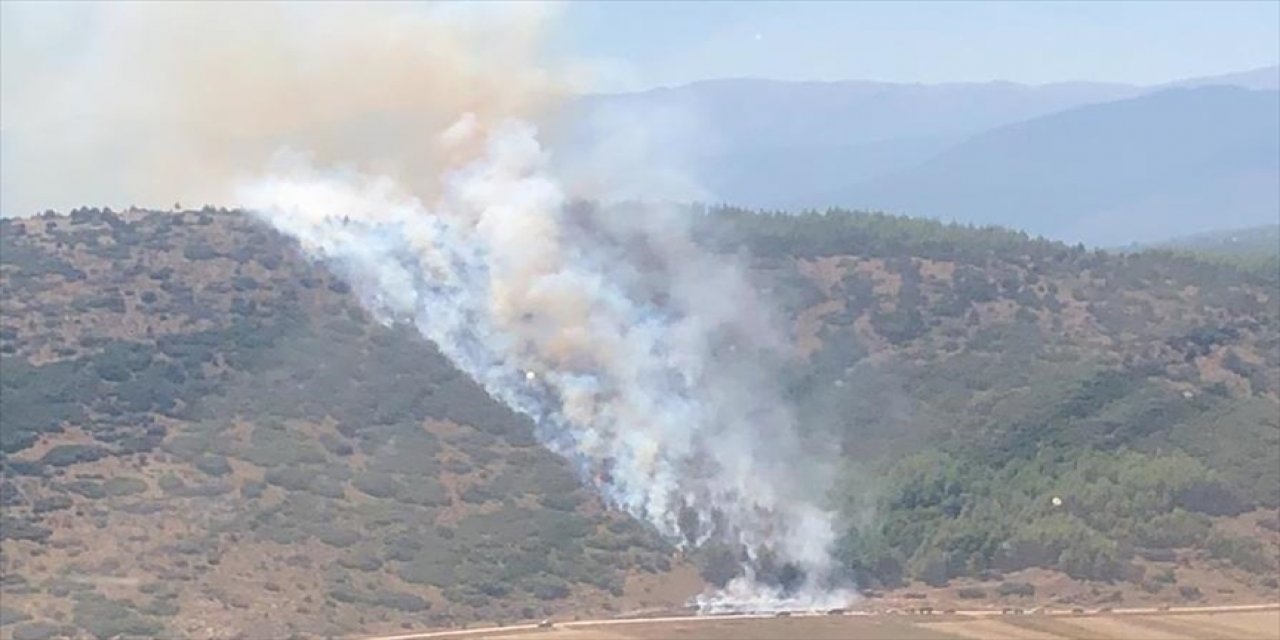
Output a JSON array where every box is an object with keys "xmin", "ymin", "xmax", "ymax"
[
  {"xmin": 2, "ymin": 208, "xmax": 1278, "ymax": 638},
  {"xmin": 709, "ymin": 209, "xmax": 1279, "ymax": 600},
  {"xmin": 0, "ymin": 209, "xmax": 687, "ymax": 639}
]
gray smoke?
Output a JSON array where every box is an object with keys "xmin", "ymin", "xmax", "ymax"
[
  {"xmin": 5, "ymin": 0, "xmax": 853, "ymax": 610},
  {"xmin": 240, "ymin": 117, "xmax": 853, "ymax": 611}
]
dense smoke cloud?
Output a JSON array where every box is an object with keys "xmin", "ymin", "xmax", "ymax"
[
  {"xmin": 1, "ymin": 2, "xmax": 557, "ymax": 214},
  {"xmin": 241, "ymin": 121, "xmax": 851, "ymax": 610},
  {"xmin": 6, "ymin": 2, "xmax": 850, "ymax": 610}
]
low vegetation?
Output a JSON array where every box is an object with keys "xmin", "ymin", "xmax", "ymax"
[{"xmin": 2, "ymin": 207, "xmax": 1277, "ymax": 636}]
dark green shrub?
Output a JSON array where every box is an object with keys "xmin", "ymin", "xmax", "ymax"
[
  {"xmin": 328, "ymin": 586, "xmax": 361, "ymax": 605},
  {"xmin": 263, "ymin": 467, "xmax": 313, "ymax": 492},
  {"xmin": 11, "ymin": 622, "xmax": 60, "ymax": 640},
  {"xmin": 398, "ymin": 557, "xmax": 456, "ymax": 587},
  {"xmin": 698, "ymin": 545, "xmax": 741, "ymax": 588},
  {"xmin": 1207, "ymin": 534, "xmax": 1273, "ymax": 573},
  {"xmin": 240, "ymin": 481, "xmax": 266, "ymax": 499},
  {"xmin": 460, "ymin": 484, "xmax": 497, "ymax": 504},
  {"xmin": 394, "ymin": 480, "xmax": 450, "ymax": 507},
  {"xmin": 369, "ymin": 591, "xmax": 429, "ymax": 612},
  {"xmin": 0, "ymin": 605, "xmax": 32, "ymax": 626},
  {"xmin": 0, "ymin": 517, "xmax": 50, "ymax": 541},
  {"xmin": 39, "ymin": 444, "xmax": 107, "ymax": 467},
  {"xmin": 539, "ymin": 493, "xmax": 582, "ymax": 512},
  {"xmin": 102, "ymin": 477, "xmax": 147, "ymax": 496},
  {"xmin": 72, "ymin": 595, "xmax": 161, "ymax": 639},
  {"xmin": 319, "ymin": 433, "xmax": 353, "ymax": 457},
  {"xmin": 316, "ymin": 528, "xmax": 359, "ymax": 549},
  {"xmin": 524, "ymin": 575, "xmax": 570, "ymax": 601},
  {"xmin": 193, "ymin": 454, "xmax": 232, "ymax": 477},
  {"xmin": 352, "ymin": 473, "xmax": 398, "ymax": 499},
  {"xmin": 140, "ymin": 598, "xmax": 179, "ymax": 617},
  {"xmin": 63, "ymin": 481, "xmax": 106, "ymax": 499},
  {"xmin": 32, "ymin": 494, "xmax": 73, "ymax": 513},
  {"xmin": 156, "ymin": 474, "xmax": 185, "ymax": 494},
  {"xmin": 182, "ymin": 243, "xmax": 219, "ymax": 260},
  {"xmin": 996, "ymin": 582, "xmax": 1035, "ymax": 597},
  {"xmin": 338, "ymin": 549, "xmax": 383, "ymax": 572}
]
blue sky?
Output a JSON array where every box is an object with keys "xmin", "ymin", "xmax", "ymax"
[{"xmin": 549, "ymin": 1, "xmax": 1280, "ymax": 90}]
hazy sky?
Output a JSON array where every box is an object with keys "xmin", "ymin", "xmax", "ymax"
[
  {"xmin": 550, "ymin": 1, "xmax": 1280, "ymax": 91},
  {"xmin": 4, "ymin": 1, "xmax": 1278, "ymax": 98}
]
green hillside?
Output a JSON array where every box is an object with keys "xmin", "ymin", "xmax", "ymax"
[{"xmin": 1131, "ymin": 225, "xmax": 1280, "ymax": 285}]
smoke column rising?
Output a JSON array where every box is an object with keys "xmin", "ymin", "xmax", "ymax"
[
  {"xmin": 6, "ymin": 1, "xmax": 852, "ymax": 610},
  {"xmin": 240, "ymin": 118, "xmax": 852, "ymax": 611},
  {"xmin": 1, "ymin": 2, "xmax": 558, "ymax": 214}
]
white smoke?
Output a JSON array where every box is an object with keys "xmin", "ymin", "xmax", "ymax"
[
  {"xmin": 6, "ymin": 0, "xmax": 851, "ymax": 609},
  {"xmin": 240, "ymin": 117, "xmax": 852, "ymax": 612}
]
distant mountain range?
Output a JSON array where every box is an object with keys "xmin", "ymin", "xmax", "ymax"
[
  {"xmin": 554, "ymin": 65, "xmax": 1280, "ymax": 246},
  {"xmin": 829, "ymin": 86, "xmax": 1279, "ymax": 245},
  {"xmin": 4, "ymin": 65, "xmax": 1274, "ymax": 247}
]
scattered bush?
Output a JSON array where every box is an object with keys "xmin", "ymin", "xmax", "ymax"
[
  {"xmin": 11, "ymin": 621, "xmax": 61, "ymax": 640},
  {"xmin": 193, "ymin": 454, "xmax": 232, "ymax": 477},
  {"xmin": 338, "ymin": 549, "xmax": 384, "ymax": 572},
  {"xmin": 996, "ymin": 582, "xmax": 1035, "ymax": 597},
  {"xmin": 0, "ymin": 605, "xmax": 32, "ymax": 626},
  {"xmin": 525, "ymin": 575, "xmax": 571, "ymax": 601},
  {"xmin": 72, "ymin": 595, "xmax": 161, "ymax": 639},
  {"xmin": 64, "ymin": 481, "xmax": 106, "ymax": 500},
  {"xmin": 39, "ymin": 445, "xmax": 107, "ymax": 468},
  {"xmin": 32, "ymin": 494, "xmax": 73, "ymax": 513},
  {"xmin": 102, "ymin": 477, "xmax": 148, "ymax": 497},
  {"xmin": 0, "ymin": 516, "xmax": 50, "ymax": 542},
  {"xmin": 1206, "ymin": 533, "xmax": 1273, "ymax": 573},
  {"xmin": 397, "ymin": 557, "xmax": 456, "ymax": 587},
  {"xmin": 316, "ymin": 528, "xmax": 359, "ymax": 549},
  {"xmin": 369, "ymin": 591, "xmax": 430, "ymax": 612}
]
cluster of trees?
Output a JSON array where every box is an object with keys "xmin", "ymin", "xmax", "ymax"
[{"xmin": 834, "ymin": 447, "xmax": 1274, "ymax": 589}]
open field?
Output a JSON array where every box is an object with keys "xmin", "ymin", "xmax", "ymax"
[{"xmin": 368, "ymin": 605, "xmax": 1280, "ymax": 640}]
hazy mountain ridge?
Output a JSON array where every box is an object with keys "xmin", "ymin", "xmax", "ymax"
[
  {"xmin": 1138, "ymin": 224, "xmax": 1280, "ymax": 254},
  {"xmin": 833, "ymin": 86, "xmax": 1280, "ymax": 245},
  {"xmin": 556, "ymin": 66, "xmax": 1279, "ymax": 245}
]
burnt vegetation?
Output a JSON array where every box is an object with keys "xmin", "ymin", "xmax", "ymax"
[{"xmin": 1, "ymin": 206, "xmax": 1278, "ymax": 635}]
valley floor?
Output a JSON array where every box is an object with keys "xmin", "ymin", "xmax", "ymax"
[{"xmin": 367, "ymin": 604, "xmax": 1280, "ymax": 640}]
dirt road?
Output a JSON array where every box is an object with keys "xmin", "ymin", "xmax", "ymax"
[{"xmin": 362, "ymin": 602, "xmax": 1280, "ymax": 640}]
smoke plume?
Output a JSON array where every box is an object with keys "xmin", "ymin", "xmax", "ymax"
[
  {"xmin": 241, "ymin": 120, "xmax": 852, "ymax": 611},
  {"xmin": 7, "ymin": 2, "xmax": 851, "ymax": 610},
  {"xmin": 2, "ymin": 2, "xmax": 557, "ymax": 214}
]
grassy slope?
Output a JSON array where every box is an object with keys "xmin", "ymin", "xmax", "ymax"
[{"xmin": 0, "ymin": 209, "xmax": 678, "ymax": 638}]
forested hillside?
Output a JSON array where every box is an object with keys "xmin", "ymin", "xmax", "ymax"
[
  {"xmin": 1135, "ymin": 225, "xmax": 1280, "ymax": 285},
  {"xmin": 703, "ymin": 210, "xmax": 1278, "ymax": 597},
  {"xmin": 1, "ymin": 207, "xmax": 1277, "ymax": 638}
]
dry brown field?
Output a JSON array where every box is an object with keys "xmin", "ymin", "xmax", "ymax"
[{"xmin": 373, "ymin": 606, "xmax": 1280, "ymax": 640}]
